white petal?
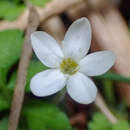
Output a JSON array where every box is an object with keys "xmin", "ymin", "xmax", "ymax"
[
  {"xmin": 62, "ymin": 17, "xmax": 91, "ymax": 61},
  {"xmin": 67, "ymin": 72, "xmax": 97, "ymax": 104},
  {"xmin": 30, "ymin": 69, "xmax": 67, "ymax": 97},
  {"xmin": 31, "ymin": 31, "xmax": 64, "ymax": 68},
  {"xmin": 79, "ymin": 51, "xmax": 116, "ymax": 76}
]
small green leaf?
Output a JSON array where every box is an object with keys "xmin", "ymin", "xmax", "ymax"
[
  {"xmin": 0, "ymin": 117, "xmax": 29, "ymax": 130},
  {"xmin": 9, "ymin": 0, "xmax": 21, "ymax": 4},
  {"xmin": 0, "ymin": 29, "xmax": 23, "ymax": 86},
  {"xmin": 102, "ymin": 79, "xmax": 115, "ymax": 105},
  {"xmin": 112, "ymin": 121, "xmax": 130, "ymax": 130},
  {"xmin": 0, "ymin": 1, "xmax": 25, "ymax": 21},
  {"xmin": 95, "ymin": 72, "xmax": 130, "ymax": 83},
  {"xmin": 0, "ymin": 95, "xmax": 10, "ymax": 111},
  {"xmin": 88, "ymin": 113, "xmax": 112, "ymax": 130},
  {"xmin": 7, "ymin": 72, "xmax": 16, "ymax": 91},
  {"xmin": 0, "ymin": 118, "xmax": 8, "ymax": 130},
  {"xmin": 23, "ymin": 101, "xmax": 71, "ymax": 130},
  {"xmin": 0, "ymin": 29, "xmax": 23, "ymax": 69},
  {"xmin": 29, "ymin": 0, "xmax": 51, "ymax": 6}
]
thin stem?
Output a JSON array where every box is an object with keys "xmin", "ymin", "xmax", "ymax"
[
  {"xmin": 8, "ymin": 6, "xmax": 40, "ymax": 130},
  {"xmin": 94, "ymin": 93, "xmax": 118, "ymax": 124}
]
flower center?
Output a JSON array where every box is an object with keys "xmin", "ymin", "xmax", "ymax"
[{"xmin": 60, "ymin": 58, "xmax": 79, "ymax": 75}]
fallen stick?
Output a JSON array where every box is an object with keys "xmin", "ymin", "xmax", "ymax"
[
  {"xmin": 94, "ymin": 93, "xmax": 118, "ymax": 124},
  {"xmin": 8, "ymin": 6, "xmax": 40, "ymax": 130},
  {"xmin": 0, "ymin": 0, "xmax": 83, "ymax": 31}
]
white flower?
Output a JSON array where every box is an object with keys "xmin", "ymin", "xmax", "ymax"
[{"xmin": 30, "ymin": 17, "xmax": 116, "ymax": 104}]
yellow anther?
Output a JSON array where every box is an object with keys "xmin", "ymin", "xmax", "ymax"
[{"xmin": 60, "ymin": 58, "xmax": 79, "ymax": 75}]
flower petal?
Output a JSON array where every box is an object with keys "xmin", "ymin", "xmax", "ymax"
[
  {"xmin": 79, "ymin": 51, "xmax": 116, "ymax": 76},
  {"xmin": 62, "ymin": 17, "xmax": 91, "ymax": 61},
  {"xmin": 30, "ymin": 69, "xmax": 67, "ymax": 97},
  {"xmin": 67, "ymin": 72, "xmax": 97, "ymax": 104},
  {"xmin": 31, "ymin": 31, "xmax": 64, "ymax": 68}
]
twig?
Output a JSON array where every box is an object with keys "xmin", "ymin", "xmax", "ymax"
[
  {"xmin": 0, "ymin": 0, "xmax": 83, "ymax": 31},
  {"xmin": 8, "ymin": 6, "xmax": 40, "ymax": 130},
  {"xmin": 94, "ymin": 93, "xmax": 118, "ymax": 124}
]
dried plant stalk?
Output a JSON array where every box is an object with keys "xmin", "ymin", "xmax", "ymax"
[
  {"xmin": 94, "ymin": 93, "xmax": 118, "ymax": 123},
  {"xmin": 8, "ymin": 6, "xmax": 40, "ymax": 130}
]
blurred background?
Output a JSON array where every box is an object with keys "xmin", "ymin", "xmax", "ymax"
[{"xmin": 0, "ymin": 0, "xmax": 130, "ymax": 130}]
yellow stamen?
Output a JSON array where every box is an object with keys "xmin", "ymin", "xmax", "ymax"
[{"xmin": 60, "ymin": 58, "xmax": 79, "ymax": 75}]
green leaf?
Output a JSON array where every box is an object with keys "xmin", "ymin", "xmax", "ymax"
[
  {"xmin": 0, "ymin": 1, "xmax": 25, "ymax": 21},
  {"xmin": 0, "ymin": 117, "xmax": 29, "ymax": 130},
  {"xmin": 95, "ymin": 72, "xmax": 130, "ymax": 83},
  {"xmin": 23, "ymin": 101, "xmax": 71, "ymax": 130},
  {"xmin": 9, "ymin": 0, "xmax": 21, "ymax": 4},
  {"xmin": 0, "ymin": 118, "xmax": 8, "ymax": 130},
  {"xmin": 0, "ymin": 69, "xmax": 7, "ymax": 87},
  {"xmin": 0, "ymin": 29, "xmax": 23, "ymax": 69},
  {"xmin": 112, "ymin": 121, "xmax": 130, "ymax": 130},
  {"xmin": 7, "ymin": 72, "xmax": 16, "ymax": 91},
  {"xmin": 102, "ymin": 79, "xmax": 115, "ymax": 105},
  {"xmin": 0, "ymin": 29, "xmax": 23, "ymax": 86},
  {"xmin": 29, "ymin": 0, "xmax": 51, "ymax": 6},
  {"xmin": 0, "ymin": 94, "xmax": 10, "ymax": 111},
  {"xmin": 88, "ymin": 113, "xmax": 112, "ymax": 130}
]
